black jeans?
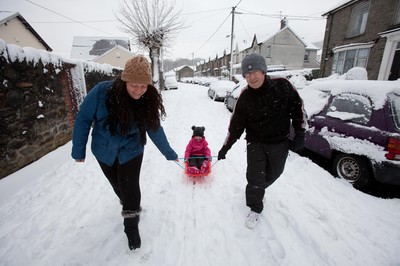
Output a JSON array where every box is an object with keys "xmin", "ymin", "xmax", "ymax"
[
  {"xmin": 246, "ymin": 141, "xmax": 289, "ymax": 213},
  {"xmin": 98, "ymin": 154, "xmax": 143, "ymax": 212}
]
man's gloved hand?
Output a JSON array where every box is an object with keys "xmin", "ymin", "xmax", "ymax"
[
  {"xmin": 290, "ymin": 132, "xmax": 305, "ymax": 152},
  {"xmin": 218, "ymin": 146, "xmax": 229, "ymax": 160}
]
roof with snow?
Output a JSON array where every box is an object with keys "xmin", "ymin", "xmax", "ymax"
[
  {"xmin": 70, "ymin": 36, "xmax": 130, "ymax": 61},
  {"xmin": 321, "ymin": 0, "xmax": 358, "ymax": 16},
  {"xmin": 261, "ymin": 26, "xmax": 319, "ymax": 50},
  {"xmin": 175, "ymin": 65, "xmax": 195, "ymax": 71}
]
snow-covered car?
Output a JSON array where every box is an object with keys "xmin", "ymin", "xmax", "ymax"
[
  {"xmin": 292, "ymin": 79, "xmax": 400, "ymax": 188},
  {"xmin": 164, "ymin": 75, "xmax": 179, "ymax": 90},
  {"xmin": 207, "ymin": 80, "xmax": 237, "ymax": 101},
  {"xmin": 225, "ymin": 81, "xmax": 247, "ymax": 112}
]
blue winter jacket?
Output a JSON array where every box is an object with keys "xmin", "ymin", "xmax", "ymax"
[{"xmin": 71, "ymin": 80, "xmax": 178, "ymax": 166}]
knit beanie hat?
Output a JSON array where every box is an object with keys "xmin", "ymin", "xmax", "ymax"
[
  {"xmin": 241, "ymin": 53, "xmax": 267, "ymax": 77},
  {"xmin": 121, "ymin": 55, "xmax": 152, "ymax": 84},
  {"xmin": 192, "ymin": 126, "xmax": 205, "ymax": 137}
]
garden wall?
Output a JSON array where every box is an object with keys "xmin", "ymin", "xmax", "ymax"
[{"xmin": 0, "ymin": 40, "xmax": 121, "ymax": 179}]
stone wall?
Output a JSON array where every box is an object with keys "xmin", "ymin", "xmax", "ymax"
[{"xmin": 0, "ymin": 41, "xmax": 121, "ymax": 179}]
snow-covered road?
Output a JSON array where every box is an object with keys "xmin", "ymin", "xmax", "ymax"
[{"xmin": 1, "ymin": 83, "xmax": 399, "ymax": 265}]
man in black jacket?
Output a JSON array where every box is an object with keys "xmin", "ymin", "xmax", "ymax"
[{"xmin": 218, "ymin": 53, "xmax": 307, "ymax": 229}]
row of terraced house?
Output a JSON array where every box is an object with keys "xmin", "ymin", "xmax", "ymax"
[{"xmin": 194, "ymin": 0, "xmax": 400, "ymax": 81}]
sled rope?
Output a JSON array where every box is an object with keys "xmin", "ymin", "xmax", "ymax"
[
  {"xmin": 210, "ymin": 160, "xmax": 219, "ymax": 168},
  {"xmin": 174, "ymin": 161, "xmax": 185, "ymax": 170}
]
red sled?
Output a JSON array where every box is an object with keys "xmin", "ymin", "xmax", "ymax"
[{"xmin": 184, "ymin": 160, "xmax": 212, "ymax": 178}]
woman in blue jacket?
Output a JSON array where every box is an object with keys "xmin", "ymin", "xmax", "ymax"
[{"xmin": 72, "ymin": 55, "xmax": 178, "ymax": 250}]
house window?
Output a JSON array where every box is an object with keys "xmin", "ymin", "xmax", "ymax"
[
  {"xmin": 266, "ymin": 46, "xmax": 271, "ymax": 58},
  {"xmin": 347, "ymin": 1, "xmax": 370, "ymax": 37},
  {"xmin": 304, "ymin": 50, "xmax": 310, "ymax": 62},
  {"xmin": 395, "ymin": 0, "xmax": 400, "ymax": 25},
  {"xmin": 332, "ymin": 47, "xmax": 370, "ymax": 75}
]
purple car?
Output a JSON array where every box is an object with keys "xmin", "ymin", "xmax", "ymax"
[{"xmin": 294, "ymin": 79, "xmax": 400, "ymax": 188}]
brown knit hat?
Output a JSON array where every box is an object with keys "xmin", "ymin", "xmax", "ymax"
[{"xmin": 121, "ymin": 55, "xmax": 152, "ymax": 84}]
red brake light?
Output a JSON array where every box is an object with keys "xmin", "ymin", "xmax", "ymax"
[{"xmin": 385, "ymin": 137, "xmax": 400, "ymax": 160}]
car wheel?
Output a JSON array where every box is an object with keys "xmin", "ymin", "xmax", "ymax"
[{"xmin": 333, "ymin": 153, "xmax": 373, "ymax": 188}]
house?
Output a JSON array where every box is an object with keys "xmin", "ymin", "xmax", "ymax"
[
  {"xmin": 241, "ymin": 19, "xmax": 320, "ymax": 71},
  {"xmin": 0, "ymin": 11, "xmax": 52, "ymax": 51},
  {"xmin": 320, "ymin": 0, "xmax": 400, "ymax": 80},
  {"xmin": 70, "ymin": 36, "xmax": 134, "ymax": 68},
  {"xmin": 196, "ymin": 19, "xmax": 320, "ymax": 77},
  {"xmin": 230, "ymin": 41, "xmax": 248, "ymax": 75},
  {"xmin": 302, "ymin": 40, "xmax": 321, "ymax": 69},
  {"xmin": 175, "ymin": 65, "xmax": 194, "ymax": 81},
  {"xmin": 93, "ymin": 45, "xmax": 135, "ymax": 68}
]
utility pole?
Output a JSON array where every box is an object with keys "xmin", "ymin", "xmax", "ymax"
[{"xmin": 229, "ymin": 6, "xmax": 235, "ymax": 81}]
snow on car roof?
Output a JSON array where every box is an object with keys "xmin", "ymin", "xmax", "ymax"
[
  {"xmin": 210, "ymin": 80, "xmax": 237, "ymax": 91},
  {"xmin": 303, "ymin": 79, "xmax": 400, "ymax": 110}
]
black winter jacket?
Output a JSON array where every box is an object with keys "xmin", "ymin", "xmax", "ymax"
[{"xmin": 223, "ymin": 75, "xmax": 307, "ymax": 150}]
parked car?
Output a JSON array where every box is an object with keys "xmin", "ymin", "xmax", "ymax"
[
  {"xmin": 164, "ymin": 75, "xmax": 179, "ymax": 90},
  {"xmin": 292, "ymin": 79, "xmax": 400, "ymax": 188},
  {"xmin": 207, "ymin": 80, "xmax": 237, "ymax": 101},
  {"xmin": 225, "ymin": 81, "xmax": 247, "ymax": 112}
]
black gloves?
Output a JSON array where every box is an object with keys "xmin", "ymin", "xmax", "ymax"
[
  {"xmin": 290, "ymin": 132, "xmax": 305, "ymax": 152},
  {"xmin": 218, "ymin": 146, "xmax": 229, "ymax": 160}
]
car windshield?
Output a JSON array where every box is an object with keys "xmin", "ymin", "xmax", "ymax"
[
  {"xmin": 389, "ymin": 93, "xmax": 400, "ymax": 129},
  {"xmin": 326, "ymin": 93, "xmax": 372, "ymax": 124}
]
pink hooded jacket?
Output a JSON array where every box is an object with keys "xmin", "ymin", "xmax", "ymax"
[{"xmin": 184, "ymin": 137, "xmax": 211, "ymax": 159}]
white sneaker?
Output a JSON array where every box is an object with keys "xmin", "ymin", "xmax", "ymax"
[{"xmin": 245, "ymin": 211, "xmax": 260, "ymax": 229}]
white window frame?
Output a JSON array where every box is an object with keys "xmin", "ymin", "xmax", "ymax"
[
  {"xmin": 266, "ymin": 46, "xmax": 272, "ymax": 58},
  {"xmin": 378, "ymin": 29, "xmax": 400, "ymax": 80},
  {"xmin": 331, "ymin": 43, "xmax": 373, "ymax": 75},
  {"xmin": 347, "ymin": 1, "xmax": 370, "ymax": 38}
]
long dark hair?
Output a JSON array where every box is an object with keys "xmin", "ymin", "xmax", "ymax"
[{"xmin": 104, "ymin": 76, "xmax": 166, "ymax": 145}]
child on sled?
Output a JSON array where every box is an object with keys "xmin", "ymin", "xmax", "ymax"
[{"xmin": 184, "ymin": 126, "xmax": 212, "ymax": 175}]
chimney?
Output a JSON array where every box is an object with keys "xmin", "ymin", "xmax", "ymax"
[{"xmin": 280, "ymin": 17, "xmax": 288, "ymax": 29}]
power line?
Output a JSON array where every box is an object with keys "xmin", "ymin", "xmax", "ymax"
[
  {"xmin": 237, "ymin": 8, "xmax": 325, "ymax": 21},
  {"xmin": 192, "ymin": 11, "xmax": 232, "ymax": 57},
  {"xmin": 30, "ymin": 19, "xmax": 118, "ymax": 24},
  {"xmin": 191, "ymin": 2, "xmax": 243, "ymax": 58},
  {"xmin": 236, "ymin": 14, "xmax": 252, "ymax": 41},
  {"xmin": 235, "ymin": 0, "xmax": 244, "ymax": 8},
  {"xmin": 25, "ymin": 0, "xmax": 117, "ymax": 36},
  {"xmin": 181, "ymin": 7, "xmax": 231, "ymax": 16}
]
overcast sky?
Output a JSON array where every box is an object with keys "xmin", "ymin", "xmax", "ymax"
[{"xmin": 1, "ymin": 0, "xmax": 346, "ymax": 60}]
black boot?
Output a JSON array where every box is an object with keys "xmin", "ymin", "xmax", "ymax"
[{"xmin": 123, "ymin": 216, "xmax": 141, "ymax": 250}]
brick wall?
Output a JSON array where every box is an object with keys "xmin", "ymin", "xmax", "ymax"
[{"xmin": 320, "ymin": 0, "xmax": 398, "ymax": 79}]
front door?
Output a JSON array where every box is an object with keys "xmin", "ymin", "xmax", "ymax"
[{"xmin": 389, "ymin": 43, "xmax": 400, "ymax": 80}]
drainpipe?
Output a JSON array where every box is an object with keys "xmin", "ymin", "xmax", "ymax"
[{"xmin": 322, "ymin": 13, "xmax": 333, "ymax": 78}]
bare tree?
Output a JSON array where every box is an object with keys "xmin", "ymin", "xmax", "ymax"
[{"xmin": 116, "ymin": 0, "xmax": 184, "ymax": 90}]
